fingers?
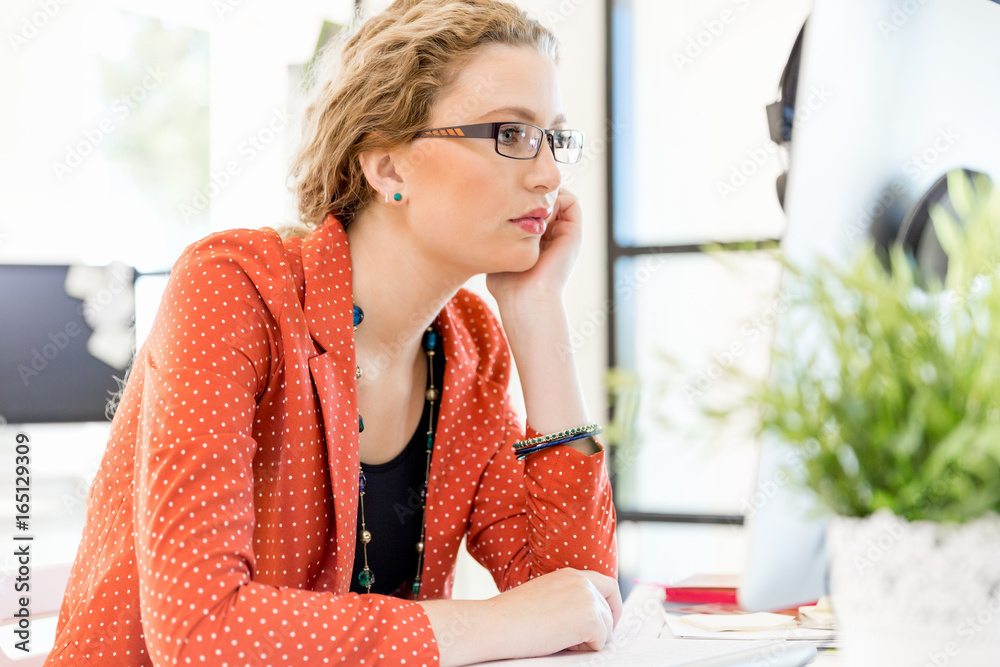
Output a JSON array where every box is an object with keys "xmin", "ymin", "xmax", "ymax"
[
  {"xmin": 574, "ymin": 570, "xmax": 619, "ymax": 651},
  {"xmin": 607, "ymin": 582, "xmax": 624, "ymax": 628},
  {"xmin": 553, "ymin": 188, "xmax": 581, "ymax": 224},
  {"xmin": 580, "ymin": 571, "xmax": 623, "ymax": 626}
]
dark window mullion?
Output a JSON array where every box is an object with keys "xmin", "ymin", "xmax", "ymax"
[
  {"xmin": 606, "ymin": 0, "xmax": 777, "ymax": 527},
  {"xmin": 610, "ymin": 239, "xmax": 781, "ymax": 260}
]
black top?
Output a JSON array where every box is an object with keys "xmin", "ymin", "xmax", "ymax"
[{"xmin": 349, "ymin": 348, "xmax": 444, "ymax": 597}]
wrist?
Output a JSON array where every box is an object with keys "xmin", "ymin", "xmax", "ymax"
[
  {"xmin": 498, "ymin": 296, "xmax": 569, "ymax": 348},
  {"xmin": 419, "ymin": 598, "xmax": 507, "ymax": 667},
  {"xmin": 496, "ymin": 287, "xmax": 565, "ymax": 320}
]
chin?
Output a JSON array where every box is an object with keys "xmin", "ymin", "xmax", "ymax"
[
  {"xmin": 502, "ymin": 246, "xmax": 541, "ymax": 273},
  {"xmin": 469, "ymin": 242, "xmax": 540, "ymax": 275}
]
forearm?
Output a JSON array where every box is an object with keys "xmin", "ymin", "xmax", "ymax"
[
  {"xmin": 419, "ymin": 568, "xmax": 620, "ymax": 667},
  {"xmin": 419, "ymin": 598, "xmax": 504, "ymax": 667},
  {"xmin": 498, "ymin": 296, "xmax": 598, "ymax": 455}
]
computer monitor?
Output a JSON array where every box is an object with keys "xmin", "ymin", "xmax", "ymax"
[
  {"xmin": 738, "ymin": 0, "xmax": 1000, "ymax": 611},
  {"xmin": 0, "ymin": 263, "xmax": 136, "ymax": 424}
]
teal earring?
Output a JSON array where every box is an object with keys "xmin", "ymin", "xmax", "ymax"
[{"xmin": 393, "ymin": 193, "xmax": 402, "ymax": 202}]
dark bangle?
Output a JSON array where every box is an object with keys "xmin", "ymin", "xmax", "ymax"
[{"xmin": 513, "ymin": 424, "xmax": 602, "ymax": 460}]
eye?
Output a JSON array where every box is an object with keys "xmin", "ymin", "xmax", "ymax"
[{"xmin": 497, "ymin": 124, "xmax": 529, "ymax": 146}]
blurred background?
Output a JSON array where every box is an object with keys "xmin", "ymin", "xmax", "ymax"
[{"xmin": 3, "ymin": 0, "xmax": 994, "ymax": 605}]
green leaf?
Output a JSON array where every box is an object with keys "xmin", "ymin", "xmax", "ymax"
[{"xmin": 703, "ymin": 171, "xmax": 1000, "ymax": 523}]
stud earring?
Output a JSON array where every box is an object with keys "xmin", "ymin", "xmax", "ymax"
[{"xmin": 393, "ymin": 193, "xmax": 402, "ymax": 202}]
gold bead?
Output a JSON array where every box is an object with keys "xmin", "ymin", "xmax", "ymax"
[
  {"xmin": 416, "ymin": 541, "xmax": 424, "ymax": 553},
  {"xmin": 356, "ymin": 366, "xmax": 363, "ymax": 380},
  {"xmin": 360, "ymin": 530, "xmax": 372, "ymax": 544},
  {"xmin": 425, "ymin": 388, "xmax": 439, "ymax": 401}
]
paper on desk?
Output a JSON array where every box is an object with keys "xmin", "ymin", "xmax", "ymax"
[
  {"xmin": 662, "ymin": 615, "xmax": 837, "ymax": 642},
  {"xmin": 798, "ymin": 596, "xmax": 836, "ymax": 630},
  {"xmin": 676, "ymin": 612, "xmax": 796, "ymax": 632}
]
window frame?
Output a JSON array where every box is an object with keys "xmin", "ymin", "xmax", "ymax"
[{"xmin": 603, "ymin": 0, "xmax": 783, "ymax": 530}]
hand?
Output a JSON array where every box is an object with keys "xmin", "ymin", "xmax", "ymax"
[
  {"xmin": 486, "ymin": 188, "xmax": 584, "ymax": 307},
  {"xmin": 486, "ymin": 568, "xmax": 622, "ymax": 658}
]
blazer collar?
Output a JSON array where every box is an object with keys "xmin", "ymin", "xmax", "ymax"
[{"xmin": 300, "ymin": 214, "xmax": 355, "ymax": 354}]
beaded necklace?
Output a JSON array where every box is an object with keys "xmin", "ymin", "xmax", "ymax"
[{"xmin": 353, "ymin": 304, "xmax": 439, "ymax": 597}]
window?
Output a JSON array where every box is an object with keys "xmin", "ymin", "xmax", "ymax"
[{"xmin": 606, "ymin": 0, "xmax": 810, "ymax": 588}]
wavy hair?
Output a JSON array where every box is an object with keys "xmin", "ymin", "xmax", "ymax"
[{"xmin": 286, "ymin": 0, "xmax": 558, "ymax": 232}]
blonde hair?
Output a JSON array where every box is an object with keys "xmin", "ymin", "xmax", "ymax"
[{"xmin": 287, "ymin": 0, "xmax": 558, "ymax": 232}]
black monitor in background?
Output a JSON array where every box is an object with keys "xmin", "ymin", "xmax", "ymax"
[{"xmin": 0, "ymin": 264, "xmax": 136, "ymax": 424}]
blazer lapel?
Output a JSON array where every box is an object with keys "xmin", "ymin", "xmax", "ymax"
[{"xmin": 302, "ymin": 216, "xmax": 361, "ymax": 593}]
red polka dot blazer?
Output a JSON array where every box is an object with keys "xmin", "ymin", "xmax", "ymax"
[{"xmin": 47, "ymin": 216, "xmax": 617, "ymax": 666}]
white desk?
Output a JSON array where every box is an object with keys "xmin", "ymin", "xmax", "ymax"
[{"xmin": 471, "ymin": 585, "xmax": 840, "ymax": 666}]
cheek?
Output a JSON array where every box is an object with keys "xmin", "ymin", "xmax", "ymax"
[{"xmin": 414, "ymin": 146, "xmax": 504, "ymax": 214}]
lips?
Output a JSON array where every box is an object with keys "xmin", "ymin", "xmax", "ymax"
[{"xmin": 509, "ymin": 208, "xmax": 551, "ymax": 235}]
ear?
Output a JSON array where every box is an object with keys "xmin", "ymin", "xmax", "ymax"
[{"xmin": 358, "ymin": 148, "xmax": 406, "ymax": 202}]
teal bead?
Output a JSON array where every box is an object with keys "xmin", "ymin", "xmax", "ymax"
[
  {"xmin": 426, "ymin": 433, "xmax": 434, "ymax": 451},
  {"xmin": 422, "ymin": 329, "xmax": 439, "ymax": 351},
  {"xmin": 358, "ymin": 568, "xmax": 374, "ymax": 588},
  {"xmin": 359, "ymin": 415, "xmax": 364, "ymax": 433},
  {"xmin": 393, "ymin": 192, "xmax": 402, "ymax": 202},
  {"xmin": 412, "ymin": 580, "xmax": 421, "ymax": 596}
]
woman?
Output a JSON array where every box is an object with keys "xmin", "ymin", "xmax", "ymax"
[{"xmin": 48, "ymin": 1, "xmax": 619, "ymax": 665}]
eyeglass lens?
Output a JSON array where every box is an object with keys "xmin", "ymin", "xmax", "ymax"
[{"xmin": 496, "ymin": 123, "xmax": 584, "ymax": 164}]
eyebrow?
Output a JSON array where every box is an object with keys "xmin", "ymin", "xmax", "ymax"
[{"xmin": 479, "ymin": 106, "xmax": 568, "ymax": 126}]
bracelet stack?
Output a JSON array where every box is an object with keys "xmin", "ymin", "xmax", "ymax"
[{"xmin": 513, "ymin": 423, "xmax": 602, "ymax": 460}]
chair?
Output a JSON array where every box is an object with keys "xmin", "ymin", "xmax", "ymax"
[{"xmin": 0, "ymin": 563, "xmax": 71, "ymax": 666}]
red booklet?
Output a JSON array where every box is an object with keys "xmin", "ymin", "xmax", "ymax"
[{"xmin": 660, "ymin": 574, "xmax": 740, "ymax": 605}]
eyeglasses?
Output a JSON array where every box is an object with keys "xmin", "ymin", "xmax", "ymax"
[{"xmin": 415, "ymin": 122, "xmax": 585, "ymax": 164}]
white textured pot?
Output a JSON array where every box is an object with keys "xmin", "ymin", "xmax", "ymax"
[{"xmin": 827, "ymin": 509, "xmax": 1000, "ymax": 666}]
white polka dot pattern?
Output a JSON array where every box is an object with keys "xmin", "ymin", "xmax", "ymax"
[{"xmin": 46, "ymin": 216, "xmax": 617, "ymax": 666}]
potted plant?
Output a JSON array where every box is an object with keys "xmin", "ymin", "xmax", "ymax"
[{"xmin": 745, "ymin": 170, "xmax": 1000, "ymax": 666}]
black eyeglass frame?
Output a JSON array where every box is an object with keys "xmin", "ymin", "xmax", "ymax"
[{"xmin": 415, "ymin": 122, "xmax": 585, "ymax": 164}]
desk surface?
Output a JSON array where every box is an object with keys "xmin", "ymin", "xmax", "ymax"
[{"xmin": 469, "ymin": 584, "xmax": 840, "ymax": 666}]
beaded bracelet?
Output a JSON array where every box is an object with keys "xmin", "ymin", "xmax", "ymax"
[{"xmin": 513, "ymin": 423, "xmax": 603, "ymax": 460}]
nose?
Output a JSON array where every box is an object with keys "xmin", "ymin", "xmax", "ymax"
[{"xmin": 526, "ymin": 135, "xmax": 562, "ymax": 193}]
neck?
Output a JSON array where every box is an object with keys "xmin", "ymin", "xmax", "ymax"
[{"xmin": 347, "ymin": 207, "xmax": 467, "ymax": 366}]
